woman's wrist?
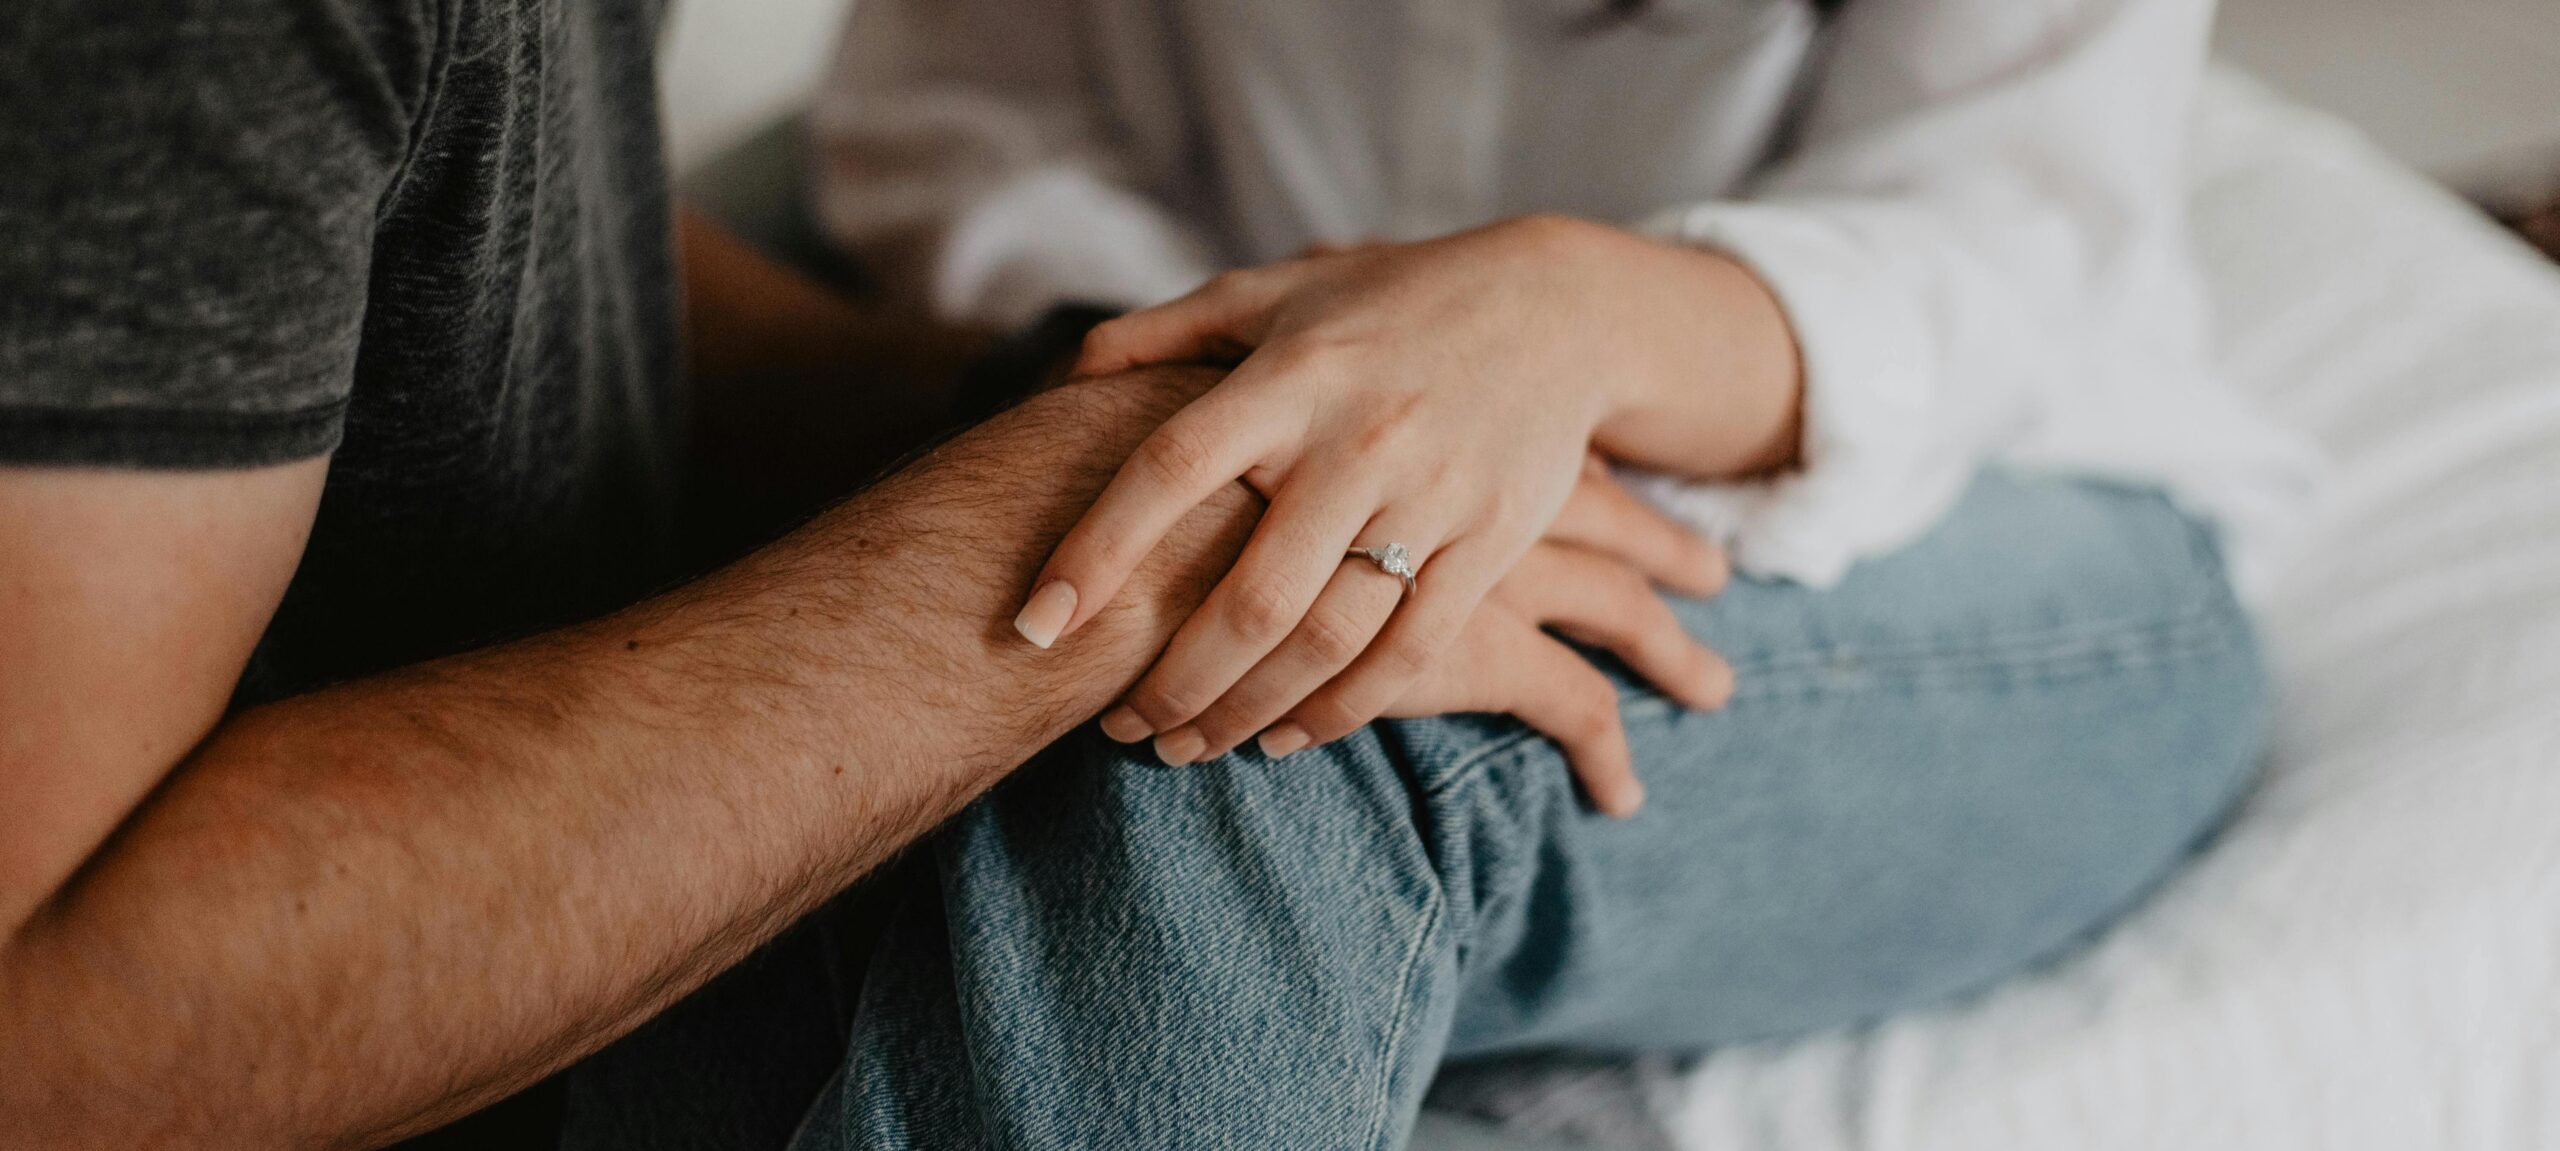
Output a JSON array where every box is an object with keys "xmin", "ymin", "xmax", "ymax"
[{"xmin": 1578, "ymin": 225, "xmax": 1804, "ymax": 480}]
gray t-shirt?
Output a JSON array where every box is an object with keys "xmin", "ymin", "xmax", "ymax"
[{"xmin": 0, "ymin": 0, "xmax": 682, "ymax": 702}]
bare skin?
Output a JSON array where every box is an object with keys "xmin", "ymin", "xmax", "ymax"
[
  {"xmin": 0, "ymin": 368, "xmax": 1263, "ymax": 1149},
  {"xmin": 1034, "ymin": 215, "xmax": 1802, "ymax": 810},
  {"xmin": 0, "ymin": 218, "xmax": 1725, "ymax": 1149}
]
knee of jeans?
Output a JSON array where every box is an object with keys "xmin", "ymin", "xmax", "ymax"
[
  {"xmin": 1690, "ymin": 478, "xmax": 2261, "ymax": 690},
  {"xmin": 2136, "ymin": 498, "xmax": 2272, "ymax": 795},
  {"xmin": 2176, "ymin": 582, "xmax": 2272, "ymax": 818},
  {"xmin": 998, "ymin": 720, "xmax": 1561, "ymax": 926},
  {"xmin": 1000, "ymin": 724, "xmax": 1448, "ymax": 879}
]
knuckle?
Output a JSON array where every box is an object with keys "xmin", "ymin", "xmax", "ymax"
[
  {"xmin": 1264, "ymin": 336, "xmax": 1347, "ymax": 380},
  {"xmin": 1138, "ymin": 422, "xmax": 1224, "ymax": 489},
  {"xmin": 1300, "ymin": 681, "xmax": 1387, "ymax": 741},
  {"xmin": 1290, "ymin": 701, "xmax": 1360, "ymax": 745},
  {"xmin": 1368, "ymin": 633, "xmax": 1435, "ymax": 684},
  {"xmin": 1344, "ymin": 429, "xmax": 1404, "ymax": 473},
  {"xmin": 1477, "ymin": 486, "xmax": 1535, "ymax": 532},
  {"xmin": 1129, "ymin": 684, "xmax": 1208, "ymax": 730},
  {"xmin": 1293, "ymin": 604, "xmax": 1371, "ymax": 667},
  {"xmin": 1188, "ymin": 705, "xmax": 1250, "ymax": 748},
  {"xmin": 1345, "ymin": 399, "xmax": 1426, "ymax": 465},
  {"xmin": 1222, "ymin": 578, "xmax": 1302, "ymax": 643}
]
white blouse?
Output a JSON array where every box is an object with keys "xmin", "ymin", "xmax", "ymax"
[{"xmin": 811, "ymin": 0, "xmax": 2320, "ymax": 593}]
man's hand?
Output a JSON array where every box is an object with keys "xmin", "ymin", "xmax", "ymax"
[{"xmin": 0, "ymin": 366, "xmax": 1256, "ymax": 1149}]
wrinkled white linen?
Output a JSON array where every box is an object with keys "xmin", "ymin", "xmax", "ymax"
[
  {"xmin": 811, "ymin": 0, "xmax": 2318, "ymax": 591},
  {"xmin": 1653, "ymin": 72, "xmax": 2560, "ymax": 1151}
]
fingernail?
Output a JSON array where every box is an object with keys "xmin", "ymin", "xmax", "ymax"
[
  {"xmin": 1153, "ymin": 728, "xmax": 1208, "ymax": 766},
  {"xmin": 1613, "ymin": 784, "xmax": 1648, "ymax": 819},
  {"xmin": 1012, "ymin": 581, "xmax": 1078, "ymax": 649},
  {"xmin": 1256, "ymin": 723, "xmax": 1311, "ymax": 759},
  {"xmin": 1099, "ymin": 706, "xmax": 1153, "ymax": 743}
]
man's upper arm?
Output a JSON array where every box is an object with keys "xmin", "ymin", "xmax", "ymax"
[
  {"xmin": 0, "ymin": 462, "xmax": 323, "ymax": 938},
  {"xmin": 0, "ymin": 1, "xmax": 414, "ymax": 935}
]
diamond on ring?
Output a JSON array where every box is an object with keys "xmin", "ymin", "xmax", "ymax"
[{"xmin": 1347, "ymin": 543, "xmax": 1419, "ymax": 599}]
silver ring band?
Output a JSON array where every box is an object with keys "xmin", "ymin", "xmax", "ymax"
[{"xmin": 1346, "ymin": 542, "xmax": 1419, "ymax": 600}]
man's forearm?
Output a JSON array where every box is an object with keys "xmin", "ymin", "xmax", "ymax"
[{"xmin": 0, "ymin": 369, "xmax": 1254, "ymax": 1149}]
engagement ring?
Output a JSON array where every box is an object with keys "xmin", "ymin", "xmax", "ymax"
[{"xmin": 1346, "ymin": 542, "xmax": 1419, "ymax": 600}]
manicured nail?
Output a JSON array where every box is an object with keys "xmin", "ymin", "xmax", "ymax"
[
  {"xmin": 1012, "ymin": 581, "xmax": 1078, "ymax": 649},
  {"xmin": 1256, "ymin": 723, "xmax": 1311, "ymax": 759},
  {"xmin": 1153, "ymin": 728, "xmax": 1208, "ymax": 766},
  {"xmin": 1099, "ymin": 706, "xmax": 1152, "ymax": 743}
]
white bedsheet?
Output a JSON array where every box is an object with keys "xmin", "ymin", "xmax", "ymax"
[{"xmin": 1654, "ymin": 72, "xmax": 2560, "ymax": 1151}]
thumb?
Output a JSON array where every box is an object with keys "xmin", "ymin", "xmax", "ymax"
[{"xmin": 1073, "ymin": 267, "xmax": 1294, "ymax": 376}]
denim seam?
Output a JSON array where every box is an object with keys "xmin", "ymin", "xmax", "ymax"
[
  {"xmin": 1362, "ymin": 879, "xmax": 1446, "ymax": 1151},
  {"xmin": 1420, "ymin": 597, "xmax": 2247, "ymax": 803},
  {"xmin": 1723, "ymin": 596, "xmax": 2233, "ymax": 676},
  {"xmin": 1720, "ymin": 606, "xmax": 2242, "ymax": 695}
]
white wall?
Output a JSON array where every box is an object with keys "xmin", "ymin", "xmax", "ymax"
[
  {"xmin": 658, "ymin": 0, "xmax": 2560, "ymax": 193},
  {"xmin": 2216, "ymin": 0, "xmax": 2560, "ymax": 196},
  {"xmin": 659, "ymin": 0, "xmax": 857, "ymax": 174}
]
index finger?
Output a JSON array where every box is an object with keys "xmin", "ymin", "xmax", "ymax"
[{"xmin": 1013, "ymin": 387, "xmax": 1289, "ymax": 648}]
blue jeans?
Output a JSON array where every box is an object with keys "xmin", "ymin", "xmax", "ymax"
[{"xmin": 568, "ymin": 472, "xmax": 2266, "ymax": 1150}]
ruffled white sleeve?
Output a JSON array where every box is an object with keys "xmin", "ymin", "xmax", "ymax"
[
  {"xmin": 809, "ymin": 0, "xmax": 1220, "ymax": 329},
  {"xmin": 1624, "ymin": 0, "xmax": 2221, "ymax": 587}
]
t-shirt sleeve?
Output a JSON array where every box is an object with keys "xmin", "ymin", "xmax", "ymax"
[{"xmin": 0, "ymin": 0, "xmax": 423, "ymax": 468}]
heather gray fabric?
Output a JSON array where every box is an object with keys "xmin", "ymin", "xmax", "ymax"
[{"xmin": 0, "ymin": 0, "xmax": 683, "ymax": 700}]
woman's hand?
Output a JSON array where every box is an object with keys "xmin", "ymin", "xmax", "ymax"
[
  {"xmin": 1374, "ymin": 534, "xmax": 1735, "ymax": 818},
  {"xmin": 1009, "ymin": 217, "xmax": 1794, "ymax": 782},
  {"xmin": 1130, "ymin": 459, "xmax": 1735, "ymax": 815},
  {"xmin": 1110, "ymin": 456, "xmax": 1732, "ymax": 818}
]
